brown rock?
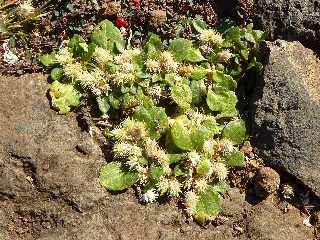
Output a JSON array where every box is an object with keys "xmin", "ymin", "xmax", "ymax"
[{"xmin": 253, "ymin": 167, "xmax": 280, "ymax": 198}]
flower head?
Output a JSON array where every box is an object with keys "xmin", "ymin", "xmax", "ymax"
[
  {"xmin": 157, "ymin": 177, "xmax": 169, "ymax": 195},
  {"xmin": 184, "ymin": 191, "xmax": 198, "ymax": 216},
  {"xmin": 212, "ymin": 162, "xmax": 229, "ymax": 181},
  {"xmin": 218, "ymin": 139, "xmax": 234, "ymax": 153},
  {"xmin": 187, "ymin": 151, "xmax": 201, "ymax": 167},
  {"xmin": 145, "ymin": 59, "xmax": 161, "ymax": 73},
  {"xmin": 203, "ymin": 139, "xmax": 218, "ymax": 155},
  {"xmin": 93, "ymin": 47, "xmax": 113, "ymax": 66},
  {"xmin": 17, "ymin": 0, "xmax": 35, "ymax": 18},
  {"xmin": 63, "ymin": 62, "xmax": 83, "ymax": 79},
  {"xmin": 200, "ymin": 29, "xmax": 224, "ymax": 46},
  {"xmin": 169, "ymin": 179, "xmax": 181, "ymax": 197},
  {"xmin": 217, "ymin": 49, "xmax": 233, "ymax": 62},
  {"xmin": 194, "ymin": 178, "xmax": 208, "ymax": 193},
  {"xmin": 56, "ymin": 48, "xmax": 73, "ymax": 65},
  {"xmin": 160, "ymin": 51, "xmax": 179, "ymax": 73},
  {"xmin": 113, "ymin": 143, "xmax": 142, "ymax": 159},
  {"xmin": 145, "ymin": 138, "xmax": 168, "ymax": 163},
  {"xmin": 139, "ymin": 189, "xmax": 159, "ymax": 203}
]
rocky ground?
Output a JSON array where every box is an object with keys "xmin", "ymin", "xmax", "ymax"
[
  {"xmin": 0, "ymin": 74, "xmax": 316, "ymax": 239},
  {"xmin": 1, "ymin": 0, "xmax": 320, "ymax": 239}
]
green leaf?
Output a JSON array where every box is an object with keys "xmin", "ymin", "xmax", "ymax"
[
  {"xmin": 50, "ymin": 68, "xmax": 64, "ymax": 81},
  {"xmin": 194, "ymin": 185, "xmax": 223, "ymax": 225},
  {"xmin": 99, "ymin": 162, "xmax": 139, "ymax": 191},
  {"xmin": 222, "ymin": 119, "xmax": 246, "ymax": 145},
  {"xmin": 39, "ymin": 53, "xmax": 56, "ymax": 67},
  {"xmin": 196, "ymin": 159, "xmax": 212, "ymax": 176},
  {"xmin": 212, "ymin": 71, "xmax": 237, "ymax": 90},
  {"xmin": 49, "ymin": 81, "xmax": 82, "ymax": 114},
  {"xmin": 167, "ymin": 154, "xmax": 185, "ymax": 164},
  {"xmin": 68, "ymin": 34, "xmax": 88, "ymax": 56},
  {"xmin": 211, "ymin": 180, "xmax": 230, "ymax": 194},
  {"xmin": 149, "ymin": 163, "xmax": 164, "ymax": 181},
  {"xmin": 192, "ymin": 19, "xmax": 208, "ymax": 33},
  {"xmin": 133, "ymin": 105, "xmax": 168, "ymax": 140},
  {"xmin": 169, "ymin": 38, "xmax": 205, "ymax": 63},
  {"xmin": 222, "ymin": 150, "xmax": 245, "ymax": 167},
  {"xmin": 171, "ymin": 115, "xmax": 194, "ymax": 151},
  {"xmin": 91, "ymin": 19, "xmax": 125, "ymax": 52},
  {"xmin": 173, "ymin": 164, "xmax": 185, "ymax": 177},
  {"xmin": 143, "ymin": 33, "xmax": 162, "ymax": 59},
  {"xmin": 170, "ymin": 83, "xmax": 192, "ymax": 109},
  {"xmin": 190, "ymin": 67, "xmax": 210, "ymax": 81},
  {"xmin": 96, "ymin": 95, "xmax": 110, "ymax": 116},
  {"xmin": 206, "ymin": 88, "xmax": 238, "ymax": 118},
  {"xmin": 190, "ymin": 80, "xmax": 206, "ymax": 105}
]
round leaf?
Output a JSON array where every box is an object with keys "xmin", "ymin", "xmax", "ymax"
[
  {"xmin": 222, "ymin": 119, "xmax": 246, "ymax": 144},
  {"xmin": 99, "ymin": 162, "xmax": 139, "ymax": 191}
]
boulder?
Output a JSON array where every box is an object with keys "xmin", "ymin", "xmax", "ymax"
[
  {"xmin": 252, "ymin": 0, "xmax": 320, "ymax": 53},
  {"xmin": 251, "ymin": 40, "xmax": 320, "ymax": 197}
]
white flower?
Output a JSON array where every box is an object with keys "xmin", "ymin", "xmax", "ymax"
[
  {"xmin": 157, "ymin": 177, "xmax": 170, "ymax": 195},
  {"xmin": 63, "ymin": 62, "xmax": 83, "ymax": 79},
  {"xmin": 55, "ymin": 48, "xmax": 73, "ymax": 65},
  {"xmin": 194, "ymin": 178, "xmax": 208, "ymax": 193},
  {"xmin": 184, "ymin": 191, "xmax": 198, "ymax": 216},
  {"xmin": 218, "ymin": 139, "xmax": 234, "ymax": 153},
  {"xmin": 200, "ymin": 29, "xmax": 224, "ymax": 46},
  {"xmin": 93, "ymin": 47, "xmax": 113, "ymax": 66},
  {"xmin": 147, "ymin": 85, "xmax": 162, "ymax": 98},
  {"xmin": 187, "ymin": 151, "xmax": 201, "ymax": 167},
  {"xmin": 169, "ymin": 179, "xmax": 181, "ymax": 197},
  {"xmin": 145, "ymin": 138, "xmax": 168, "ymax": 163},
  {"xmin": 18, "ymin": 0, "xmax": 35, "ymax": 18},
  {"xmin": 212, "ymin": 162, "xmax": 229, "ymax": 181},
  {"xmin": 217, "ymin": 49, "xmax": 233, "ymax": 62},
  {"xmin": 2, "ymin": 42, "xmax": 19, "ymax": 64},
  {"xmin": 160, "ymin": 51, "xmax": 179, "ymax": 73},
  {"xmin": 113, "ymin": 143, "xmax": 142, "ymax": 159},
  {"xmin": 139, "ymin": 189, "xmax": 159, "ymax": 203},
  {"xmin": 203, "ymin": 139, "xmax": 218, "ymax": 155},
  {"xmin": 145, "ymin": 59, "xmax": 161, "ymax": 73}
]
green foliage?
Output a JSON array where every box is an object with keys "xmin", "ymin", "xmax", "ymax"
[
  {"xmin": 222, "ymin": 119, "xmax": 247, "ymax": 144},
  {"xmin": 91, "ymin": 19, "xmax": 125, "ymax": 52},
  {"xmin": 40, "ymin": 19, "xmax": 263, "ymax": 225},
  {"xmin": 194, "ymin": 186, "xmax": 223, "ymax": 225},
  {"xmin": 99, "ymin": 162, "xmax": 139, "ymax": 191},
  {"xmin": 49, "ymin": 81, "xmax": 82, "ymax": 114}
]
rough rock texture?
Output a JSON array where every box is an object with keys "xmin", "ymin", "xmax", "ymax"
[
  {"xmin": 253, "ymin": 167, "xmax": 281, "ymax": 198},
  {"xmin": 253, "ymin": 0, "xmax": 320, "ymax": 53},
  {"xmin": 0, "ymin": 74, "xmax": 314, "ymax": 239},
  {"xmin": 251, "ymin": 40, "xmax": 320, "ymax": 197}
]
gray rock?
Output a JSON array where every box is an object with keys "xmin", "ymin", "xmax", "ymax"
[
  {"xmin": 252, "ymin": 0, "xmax": 320, "ymax": 53},
  {"xmin": 251, "ymin": 40, "xmax": 320, "ymax": 197}
]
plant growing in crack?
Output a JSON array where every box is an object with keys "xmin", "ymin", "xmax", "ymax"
[{"xmin": 40, "ymin": 18, "xmax": 264, "ymax": 224}]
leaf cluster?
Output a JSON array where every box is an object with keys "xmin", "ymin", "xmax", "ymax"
[{"xmin": 41, "ymin": 19, "xmax": 264, "ymax": 224}]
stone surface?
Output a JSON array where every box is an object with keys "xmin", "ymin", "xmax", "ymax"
[
  {"xmin": 251, "ymin": 40, "xmax": 320, "ymax": 197},
  {"xmin": 252, "ymin": 0, "xmax": 320, "ymax": 53},
  {"xmin": 253, "ymin": 167, "xmax": 281, "ymax": 198},
  {"xmin": 0, "ymin": 74, "xmax": 314, "ymax": 239}
]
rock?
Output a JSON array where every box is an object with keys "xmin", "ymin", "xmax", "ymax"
[
  {"xmin": 252, "ymin": 0, "xmax": 320, "ymax": 53},
  {"xmin": 0, "ymin": 74, "xmax": 107, "ymax": 210},
  {"xmin": 149, "ymin": 10, "xmax": 167, "ymax": 29},
  {"xmin": 253, "ymin": 167, "xmax": 280, "ymax": 198},
  {"xmin": 246, "ymin": 199, "xmax": 313, "ymax": 240},
  {"xmin": 251, "ymin": 40, "xmax": 320, "ymax": 197}
]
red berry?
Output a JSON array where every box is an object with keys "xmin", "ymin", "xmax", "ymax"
[
  {"xmin": 115, "ymin": 17, "xmax": 127, "ymax": 28},
  {"xmin": 134, "ymin": 0, "xmax": 141, "ymax": 8}
]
